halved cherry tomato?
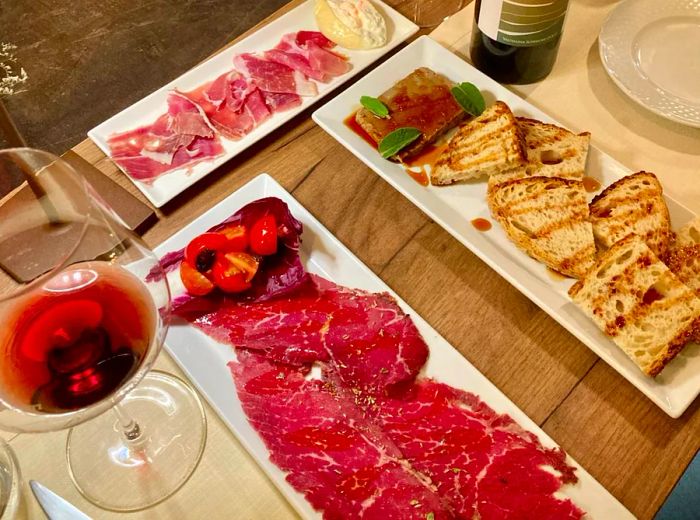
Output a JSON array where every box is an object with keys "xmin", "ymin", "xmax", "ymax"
[
  {"xmin": 184, "ymin": 233, "xmax": 228, "ymax": 273},
  {"xmin": 218, "ymin": 224, "xmax": 249, "ymax": 252},
  {"xmin": 250, "ymin": 215, "xmax": 278, "ymax": 256},
  {"xmin": 180, "ymin": 260, "xmax": 215, "ymax": 296},
  {"xmin": 212, "ymin": 252, "xmax": 259, "ymax": 293}
]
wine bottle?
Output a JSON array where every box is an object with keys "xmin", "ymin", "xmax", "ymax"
[{"xmin": 470, "ymin": 0, "xmax": 570, "ymax": 84}]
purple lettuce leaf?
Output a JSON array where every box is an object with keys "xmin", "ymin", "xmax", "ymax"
[{"xmin": 154, "ymin": 197, "xmax": 309, "ymax": 309}]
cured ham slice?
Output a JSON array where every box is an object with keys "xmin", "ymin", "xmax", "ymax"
[
  {"xmin": 230, "ymin": 349, "xmax": 452, "ymax": 520},
  {"xmin": 107, "ymin": 93, "xmax": 222, "ymax": 181},
  {"xmin": 371, "ymin": 381, "xmax": 584, "ymax": 520},
  {"xmin": 234, "ymin": 53, "xmax": 318, "ymax": 96},
  {"xmin": 182, "ymin": 72, "xmax": 257, "ymax": 140},
  {"xmin": 276, "ymin": 32, "xmax": 350, "ymax": 80},
  {"xmin": 262, "ymin": 91, "xmax": 301, "ymax": 112}
]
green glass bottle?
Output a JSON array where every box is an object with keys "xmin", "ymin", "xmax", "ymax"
[{"xmin": 470, "ymin": 0, "xmax": 570, "ymax": 84}]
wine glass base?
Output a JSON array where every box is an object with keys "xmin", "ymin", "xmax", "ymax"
[{"xmin": 66, "ymin": 371, "xmax": 207, "ymax": 512}]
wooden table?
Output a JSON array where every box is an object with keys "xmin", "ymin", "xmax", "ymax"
[{"xmin": 7, "ymin": 1, "xmax": 700, "ymax": 518}]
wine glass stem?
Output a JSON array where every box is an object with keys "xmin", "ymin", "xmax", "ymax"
[{"xmin": 113, "ymin": 402, "xmax": 142, "ymax": 442}]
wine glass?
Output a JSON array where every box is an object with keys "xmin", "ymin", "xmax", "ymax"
[
  {"xmin": 387, "ymin": 0, "xmax": 465, "ymax": 28},
  {"xmin": 0, "ymin": 148, "xmax": 206, "ymax": 512}
]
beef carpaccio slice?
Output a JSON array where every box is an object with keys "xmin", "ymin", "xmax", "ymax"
[
  {"xmin": 370, "ymin": 381, "xmax": 583, "ymax": 520},
  {"xmin": 230, "ymin": 349, "xmax": 453, "ymax": 520},
  {"xmin": 183, "ymin": 274, "xmax": 428, "ymax": 394}
]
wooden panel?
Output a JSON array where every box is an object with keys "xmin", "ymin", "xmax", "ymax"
[{"xmin": 379, "ymin": 221, "xmax": 599, "ymax": 424}]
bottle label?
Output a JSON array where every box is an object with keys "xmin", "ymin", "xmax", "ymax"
[{"xmin": 478, "ymin": 0, "xmax": 569, "ymax": 47}]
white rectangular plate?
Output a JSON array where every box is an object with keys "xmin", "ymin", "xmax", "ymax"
[
  {"xmin": 155, "ymin": 174, "xmax": 632, "ymax": 520},
  {"xmin": 312, "ymin": 35, "xmax": 700, "ymax": 418},
  {"xmin": 88, "ymin": 0, "xmax": 417, "ymax": 208}
]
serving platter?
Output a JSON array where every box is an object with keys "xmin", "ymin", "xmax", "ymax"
[
  {"xmin": 312, "ymin": 35, "xmax": 700, "ymax": 418},
  {"xmin": 599, "ymin": 0, "xmax": 700, "ymax": 128},
  {"xmin": 88, "ymin": 0, "xmax": 418, "ymax": 208},
  {"xmin": 155, "ymin": 173, "xmax": 631, "ymax": 519}
]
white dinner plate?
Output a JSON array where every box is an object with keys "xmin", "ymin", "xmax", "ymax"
[
  {"xmin": 312, "ymin": 35, "xmax": 700, "ymax": 418},
  {"xmin": 88, "ymin": 0, "xmax": 418, "ymax": 207},
  {"xmin": 155, "ymin": 174, "xmax": 632, "ymax": 520},
  {"xmin": 599, "ymin": 0, "xmax": 700, "ymax": 127}
]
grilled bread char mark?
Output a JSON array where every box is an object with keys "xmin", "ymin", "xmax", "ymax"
[
  {"xmin": 666, "ymin": 244, "xmax": 700, "ymax": 342},
  {"xmin": 589, "ymin": 171, "xmax": 673, "ymax": 259},
  {"xmin": 431, "ymin": 101, "xmax": 526, "ymax": 185},
  {"xmin": 488, "ymin": 176, "xmax": 596, "ymax": 279},
  {"xmin": 488, "ymin": 117, "xmax": 591, "ymax": 191},
  {"xmin": 569, "ymin": 234, "xmax": 700, "ymax": 377},
  {"xmin": 354, "ymin": 67, "xmax": 466, "ymax": 161}
]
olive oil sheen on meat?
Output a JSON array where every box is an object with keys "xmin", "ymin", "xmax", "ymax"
[{"xmin": 470, "ymin": 0, "xmax": 570, "ymax": 84}]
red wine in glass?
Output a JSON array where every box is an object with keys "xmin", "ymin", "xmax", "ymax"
[{"xmin": 1, "ymin": 263, "xmax": 156, "ymax": 413}]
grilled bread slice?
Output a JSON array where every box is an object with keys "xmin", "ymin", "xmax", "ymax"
[
  {"xmin": 431, "ymin": 101, "xmax": 526, "ymax": 185},
  {"xmin": 589, "ymin": 171, "xmax": 673, "ymax": 258},
  {"xmin": 675, "ymin": 216, "xmax": 700, "ymax": 248},
  {"xmin": 666, "ymin": 244, "xmax": 700, "ymax": 343},
  {"xmin": 569, "ymin": 235, "xmax": 700, "ymax": 376},
  {"xmin": 488, "ymin": 176, "xmax": 596, "ymax": 278},
  {"xmin": 489, "ymin": 117, "xmax": 591, "ymax": 190}
]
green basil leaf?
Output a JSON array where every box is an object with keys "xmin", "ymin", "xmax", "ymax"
[
  {"xmin": 451, "ymin": 82, "xmax": 485, "ymax": 116},
  {"xmin": 378, "ymin": 127, "xmax": 422, "ymax": 159},
  {"xmin": 360, "ymin": 95, "xmax": 389, "ymax": 118},
  {"xmin": 426, "ymin": 513, "xmax": 435, "ymax": 520}
]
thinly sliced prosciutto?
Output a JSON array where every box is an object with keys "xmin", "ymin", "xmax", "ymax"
[
  {"xmin": 273, "ymin": 32, "xmax": 350, "ymax": 81},
  {"xmin": 234, "ymin": 53, "xmax": 318, "ymax": 96},
  {"xmin": 107, "ymin": 93, "xmax": 222, "ymax": 181}
]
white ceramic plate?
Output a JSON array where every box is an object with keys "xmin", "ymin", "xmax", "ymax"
[
  {"xmin": 155, "ymin": 174, "xmax": 632, "ymax": 520},
  {"xmin": 312, "ymin": 35, "xmax": 700, "ymax": 418},
  {"xmin": 599, "ymin": 0, "xmax": 700, "ymax": 127},
  {"xmin": 88, "ymin": 0, "xmax": 418, "ymax": 208}
]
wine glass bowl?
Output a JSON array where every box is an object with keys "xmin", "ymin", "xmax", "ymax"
[
  {"xmin": 0, "ymin": 148, "xmax": 206, "ymax": 512},
  {"xmin": 0, "ymin": 148, "xmax": 168, "ymax": 433}
]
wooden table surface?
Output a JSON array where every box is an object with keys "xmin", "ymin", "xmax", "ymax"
[{"xmin": 7, "ymin": 1, "xmax": 700, "ymax": 519}]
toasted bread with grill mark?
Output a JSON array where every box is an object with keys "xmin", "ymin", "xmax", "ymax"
[
  {"xmin": 569, "ymin": 235, "xmax": 700, "ymax": 376},
  {"xmin": 431, "ymin": 101, "xmax": 526, "ymax": 185},
  {"xmin": 675, "ymin": 216, "xmax": 700, "ymax": 248},
  {"xmin": 666, "ymin": 244, "xmax": 700, "ymax": 342},
  {"xmin": 488, "ymin": 176, "xmax": 596, "ymax": 278},
  {"xmin": 489, "ymin": 117, "xmax": 591, "ymax": 190},
  {"xmin": 589, "ymin": 171, "xmax": 673, "ymax": 258}
]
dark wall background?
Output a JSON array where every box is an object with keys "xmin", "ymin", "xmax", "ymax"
[{"xmin": 1, "ymin": 0, "xmax": 288, "ymax": 154}]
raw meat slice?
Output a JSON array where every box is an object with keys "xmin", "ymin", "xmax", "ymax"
[
  {"xmin": 180, "ymin": 279, "xmax": 333, "ymax": 366},
  {"xmin": 371, "ymin": 381, "xmax": 583, "ymax": 520},
  {"xmin": 262, "ymin": 91, "xmax": 302, "ymax": 112},
  {"xmin": 295, "ymin": 30, "xmax": 336, "ymax": 49},
  {"xmin": 112, "ymin": 134, "xmax": 223, "ymax": 181},
  {"xmin": 243, "ymin": 88, "xmax": 271, "ymax": 125},
  {"xmin": 179, "ymin": 274, "xmax": 428, "ymax": 394},
  {"xmin": 107, "ymin": 92, "xmax": 223, "ymax": 181},
  {"xmin": 181, "ymin": 73, "xmax": 258, "ymax": 140},
  {"xmin": 166, "ymin": 92, "xmax": 215, "ymax": 138},
  {"xmin": 264, "ymin": 48, "xmax": 328, "ymax": 82},
  {"xmin": 277, "ymin": 33, "xmax": 350, "ymax": 78},
  {"xmin": 230, "ymin": 349, "xmax": 453, "ymax": 520},
  {"xmin": 234, "ymin": 53, "xmax": 318, "ymax": 96},
  {"xmin": 319, "ymin": 278, "xmax": 429, "ymax": 396}
]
